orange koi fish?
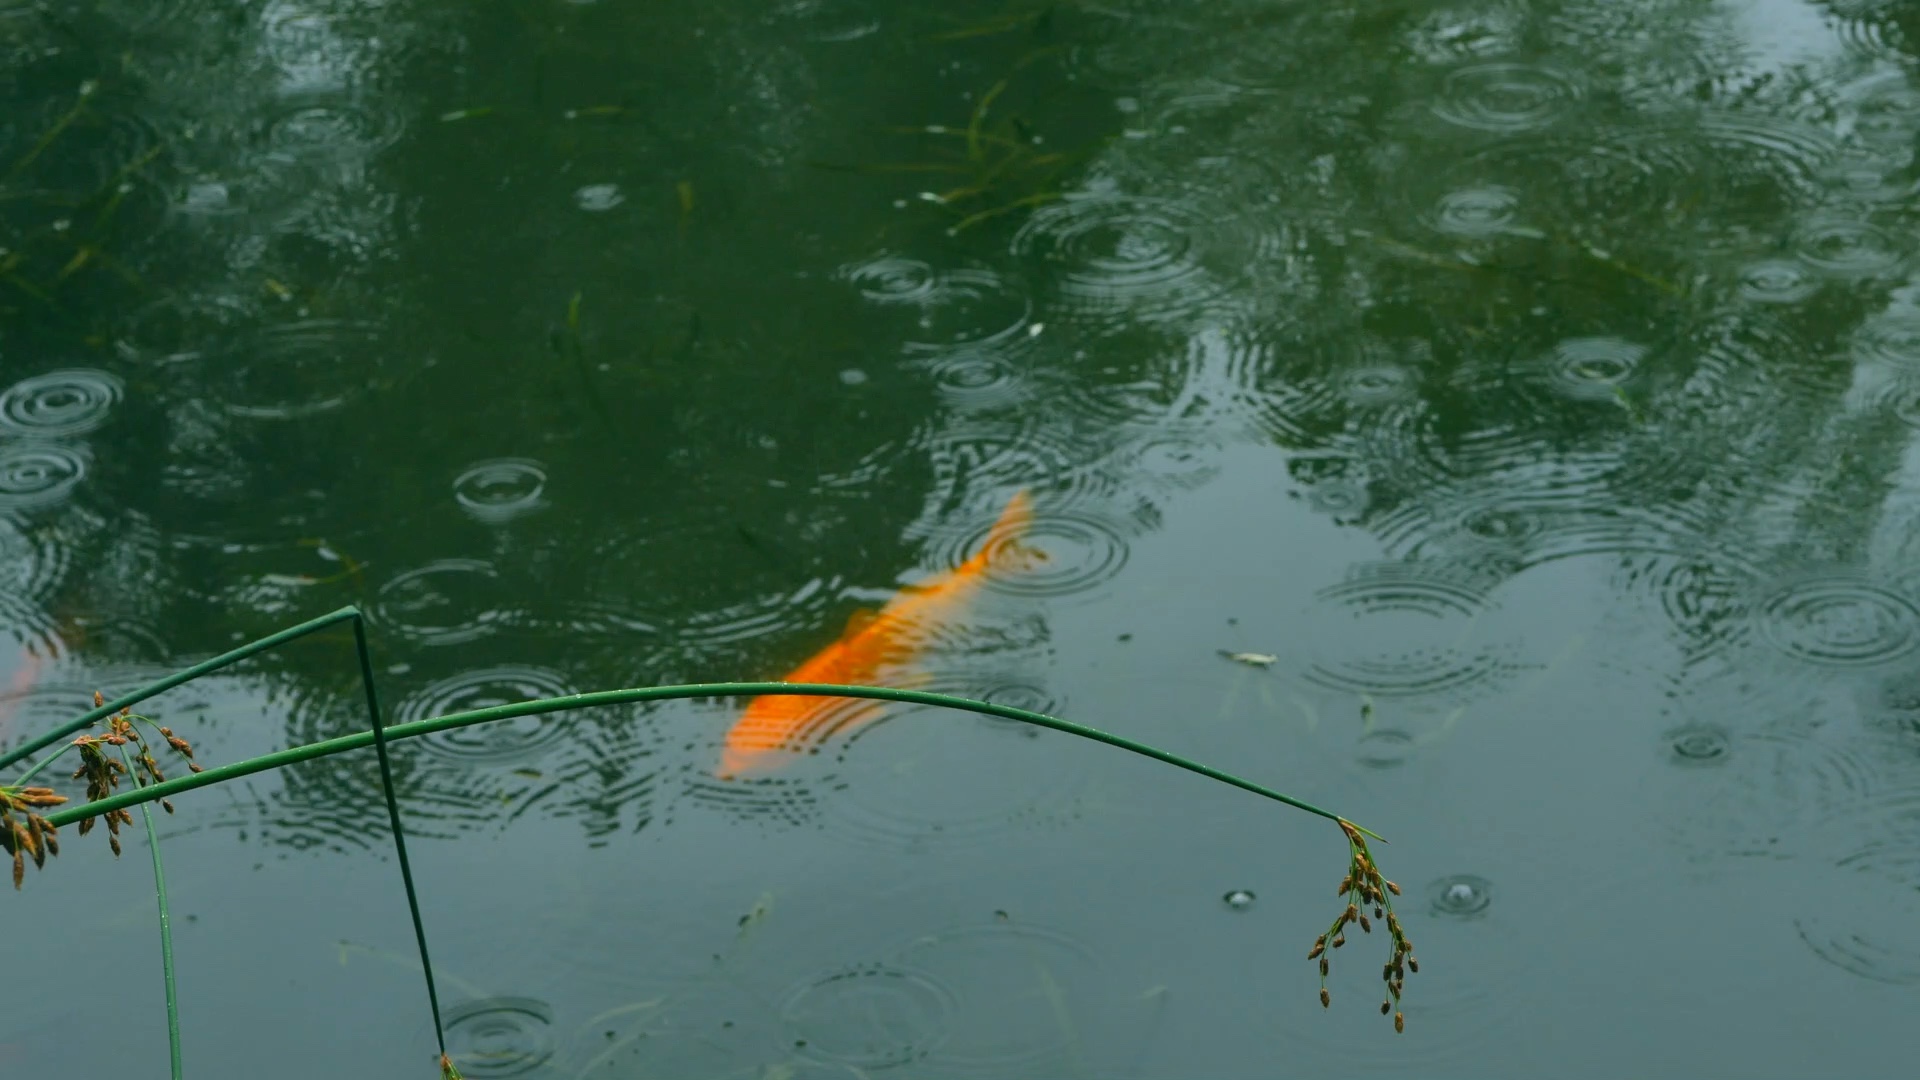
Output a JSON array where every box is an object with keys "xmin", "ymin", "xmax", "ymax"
[
  {"xmin": 718, "ymin": 489, "xmax": 1035, "ymax": 777},
  {"xmin": 0, "ymin": 646, "xmax": 47, "ymax": 748}
]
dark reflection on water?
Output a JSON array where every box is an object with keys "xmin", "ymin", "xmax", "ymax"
[{"xmin": 6, "ymin": 0, "xmax": 1920, "ymax": 1076}]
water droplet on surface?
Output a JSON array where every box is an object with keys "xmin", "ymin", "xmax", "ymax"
[
  {"xmin": 0, "ymin": 370, "xmax": 123, "ymax": 437},
  {"xmin": 1428, "ymin": 875, "xmax": 1492, "ymax": 916},
  {"xmin": 780, "ymin": 963, "xmax": 954, "ymax": 1069},
  {"xmin": 1430, "ymin": 62, "xmax": 1581, "ymax": 133},
  {"xmin": 892, "ymin": 919, "xmax": 1109, "ymax": 1074},
  {"xmin": 213, "ymin": 319, "xmax": 382, "ymax": 420},
  {"xmin": 374, "ymin": 559, "xmax": 511, "ymax": 645},
  {"xmin": 1356, "ymin": 728, "xmax": 1418, "ymax": 768},
  {"xmin": 396, "ymin": 666, "xmax": 577, "ymax": 764},
  {"xmin": 1535, "ymin": 336, "xmax": 1647, "ymax": 400},
  {"xmin": 443, "ymin": 997, "xmax": 556, "ymax": 1077},
  {"xmin": 264, "ymin": 96, "xmax": 405, "ymax": 161},
  {"xmin": 1223, "ymin": 889, "xmax": 1256, "ymax": 910},
  {"xmin": 1736, "ymin": 258, "xmax": 1819, "ymax": 304},
  {"xmin": 1302, "ymin": 568, "xmax": 1512, "ymax": 700},
  {"xmin": 964, "ymin": 509, "xmax": 1132, "ymax": 600},
  {"xmin": 574, "ymin": 183, "xmax": 625, "ymax": 211},
  {"xmin": 1433, "ymin": 185, "xmax": 1524, "ymax": 236},
  {"xmin": 0, "ymin": 444, "xmax": 88, "ymax": 510},
  {"xmin": 1795, "ymin": 217, "xmax": 1906, "ymax": 277},
  {"xmin": 1011, "ymin": 192, "xmax": 1276, "ymax": 324},
  {"xmin": 1756, "ymin": 576, "xmax": 1920, "ymax": 667},
  {"xmin": 1667, "ymin": 724, "xmax": 1731, "ymax": 764},
  {"xmin": 453, "ymin": 459, "xmax": 548, "ymax": 524}
]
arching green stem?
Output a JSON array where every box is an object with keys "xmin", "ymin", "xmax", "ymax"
[{"xmin": 43, "ymin": 681, "xmax": 1382, "ymax": 841}]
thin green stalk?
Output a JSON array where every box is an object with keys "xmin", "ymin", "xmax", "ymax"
[
  {"xmin": 0, "ymin": 606, "xmax": 364, "ymax": 771},
  {"xmin": 9, "ymin": 740, "xmax": 76, "ymax": 787},
  {"xmin": 46, "ymin": 682, "xmax": 1382, "ymax": 840},
  {"xmin": 351, "ymin": 616, "xmax": 452, "ymax": 1062},
  {"xmin": 116, "ymin": 743, "xmax": 183, "ymax": 1080}
]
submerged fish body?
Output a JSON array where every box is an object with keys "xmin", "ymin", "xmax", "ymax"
[
  {"xmin": 0, "ymin": 646, "xmax": 48, "ymax": 746},
  {"xmin": 718, "ymin": 489, "xmax": 1034, "ymax": 777}
]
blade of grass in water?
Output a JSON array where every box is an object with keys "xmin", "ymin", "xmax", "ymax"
[{"xmin": 116, "ymin": 743, "xmax": 182, "ymax": 1080}]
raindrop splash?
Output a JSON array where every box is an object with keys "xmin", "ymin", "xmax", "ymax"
[{"xmin": 0, "ymin": 370, "xmax": 123, "ymax": 437}]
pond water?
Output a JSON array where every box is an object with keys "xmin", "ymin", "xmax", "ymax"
[{"xmin": 4, "ymin": 1, "xmax": 1919, "ymax": 1076}]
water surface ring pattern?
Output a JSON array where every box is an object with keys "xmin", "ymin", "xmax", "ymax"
[
  {"xmin": 780, "ymin": 962, "xmax": 956, "ymax": 1069},
  {"xmin": 442, "ymin": 997, "xmax": 556, "ymax": 1077},
  {"xmin": 395, "ymin": 666, "xmax": 577, "ymax": 764},
  {"xmin": 0, "ymin": 370, "xmax": 123, "ymax": 436},
  {"xmin": 0, "ymin": 444, "xmax": 89, "ymax": 510},
  {"xmin": 453, "ymin": 458, "xmax": 548, "ymax": 523},
  {"xmin": 1755, "ymin": 577, "xmax": 1920, "ymax": 667}
]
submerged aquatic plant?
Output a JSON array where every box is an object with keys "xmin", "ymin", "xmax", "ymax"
[{"xmin": 2, "ymin": 605, "xmax": 1418, "ymax": 1075}]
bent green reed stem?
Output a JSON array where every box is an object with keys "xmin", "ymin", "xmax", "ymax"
[
  {"xmin": 0, "ymin": 606, "xmax": 365, "ymax": 773},
  {"xmin": 351, "ymin": 616, "xmax": 452, "ymax": 1062},
  {"xmin": 45, "ymin": 683, "xmax": 1383, "ymax": 842},
  {"xmin": 116, "ymin": 744, "xmax": 183, "ymax": 1080}
]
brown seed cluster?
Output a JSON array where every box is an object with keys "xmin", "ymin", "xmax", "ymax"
[
  {"xmin": 1306, "ymin": 818, "xmax": 1417, "ymax": 1032},
  {"xmin": 4, "ymin": 690, "xmax": 207, "ymax": 888},
  {"xmin": 0, "ymin": 783, "xmax": 66, "ymax": 889}
]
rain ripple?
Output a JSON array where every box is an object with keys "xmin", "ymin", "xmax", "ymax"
[
  {"xmin": 211, "ymin": 319, "xmax": 383, "ymax": 421},
  {"xmin": 914, "ymin": 420, "xmax": 1114, "ymax": 516},
  {"xmin": 913, "ymin": 350, "xmax": 1032, "ymax": 413},
  {"xmin": 0, "ymin": 444, "xmax": 89, "ymax": 511},
  {"xmin": 920, "ymin": 503, "xmax": 1132, "ymax": 600},
  {"xmin": 1010, "ymin": 192, "xmax": 1280, "ymax": 324},
  {"xmin": 1298, "ymin": 565, "xmax": 1515, "ymax": 702},
  {"xmin": 1638, "ymin": 697, "xmax": 1887, "ymax": 863},
  {"xmin": 1853, "ymin": 313, "xmax": 1920, "ymax": 376},
  {"xmin": 840, "ymin": 255, "xmax": 1033, "ymax": 353},
  {"xmin": 1794, "ymin": 216, "xmax": 1908, "ymax": 278},
  {"xmin": 780, "ymin": 962, "xmax": 954, "ymax": 1070},
  {"xmin": 394, "ymin": 666, "xmax": 577, "ymax": 765},
  {"xmin": 453, "ymin": 458, "xmax": 548, "ymax": 524},
  {"xmin": 891, "ymin": 918, "xmax": 1107, "ymax": 1077},
  {"xmin": 1428, "ymin": 62, "xmax": 1582, "ymax": 134},
  {"xmin": 1795, "ymin": 791, "xmax": 1920, "ymax": 984},
  {"xmin": 1753, "ymin": 574, "xmax": 1920, "ymax": 668},
  {"xmin": 1734, "ymin": 259, "xmax": 1820, "ymax": 305},
  {"xmin": 261, "ymin": 93, "xmax": 406, "ymax": 164},
  {"xmin": 1431, "ymin": 184, "xmax": 1524, "ymax": 237},
  {"xmin": 823, "ymin": 686, "xmax": 1089, "ymax": 852},
  {"xmin": 0, "ymin": 370, "xmax": 123, "ymax": 437},
  {"xmin": 373, "ymin": 559, "xmax": 514, "ymax": 646},
  {"xmin": 442, "ymin": 997, "xmax": 556, "ymax": 1078}
]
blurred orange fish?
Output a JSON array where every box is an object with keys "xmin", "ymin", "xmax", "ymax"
[
  {"xmin": 0, "ymin": 646, "xmax": 47, "ymax": 747},
  {"xmin": 718, "ymin": 489, "xmax": 1035, "ymax": 777}
]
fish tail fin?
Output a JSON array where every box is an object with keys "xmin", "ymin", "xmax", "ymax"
[
  {"xmin": 957, "ymin": 488, "xmax": 1037, "ymax": 576},
  {"xmin": 991, "ymin": 488, "xmax": 1034, "ymax": 540}
]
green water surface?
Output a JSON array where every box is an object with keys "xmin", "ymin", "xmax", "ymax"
[{"xmin": 4, "ymin": 2, "xmax": 1919, "ymax": 1076}]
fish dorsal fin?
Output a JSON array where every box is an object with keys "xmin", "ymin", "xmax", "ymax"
[{"xmin": 842, "ymin": 607, "xmax": 883, "ymax": 637}]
